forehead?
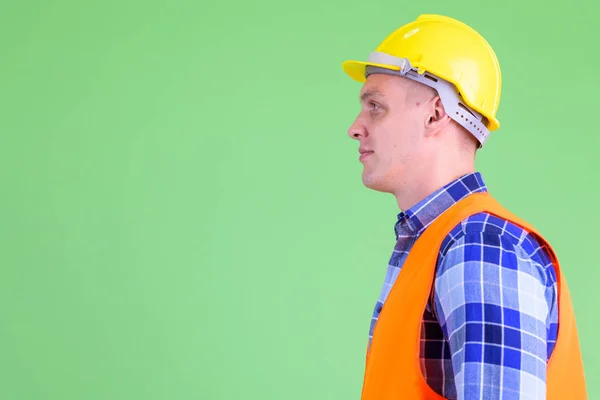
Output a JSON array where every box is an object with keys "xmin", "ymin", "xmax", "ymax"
[{"xmin": 359, "ymin": 74, "xmax": 407, "ymax": 100}]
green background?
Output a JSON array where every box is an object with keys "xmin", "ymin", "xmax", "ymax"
[{"xmin": 1, "ymin": 0, "xmax": 598, "ymax": 398}]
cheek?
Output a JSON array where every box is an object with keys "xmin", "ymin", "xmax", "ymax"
[
  {"xmin": 370, "ymin": 114, "xmax": 419, "ymax": 161},
  {"xmin": 383, "ymin": 126, "xmax": 413, "ymax": 154},
  {"xmin": 379, "ymin": 113, "xmax": 412, "ymax": 143},
  {"xmin": 383, "ymin": 129, "xmax": 421, "ymax": 168}
]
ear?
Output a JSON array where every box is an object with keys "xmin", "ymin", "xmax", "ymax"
[{"xmin": 424, "ymin": 96, "xmax": 452, "ymax": 136}]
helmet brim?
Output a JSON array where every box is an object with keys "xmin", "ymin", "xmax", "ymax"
[{"xmin": 341, "ymin": 60, "xmax": 400, "ymax": 83}]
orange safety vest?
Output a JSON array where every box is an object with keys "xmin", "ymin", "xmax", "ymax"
[{"xmin": 361, "ymin": 192, "xmax": 587, "ymax": 399}]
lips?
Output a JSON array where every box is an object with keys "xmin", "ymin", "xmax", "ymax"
[{"xmin": 359, "ymin": 149, "xmax": 374, "ymax": 161}]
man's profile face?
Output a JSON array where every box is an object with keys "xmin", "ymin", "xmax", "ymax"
[{"xmin": 347, "ymin": 73, "xmax": 430, "ymax": 194}]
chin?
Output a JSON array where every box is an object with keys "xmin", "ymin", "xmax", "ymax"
[{"xmin": 362, "ymin": 173, "xmax": 393, "ymax": 194}]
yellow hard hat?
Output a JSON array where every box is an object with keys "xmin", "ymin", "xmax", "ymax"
[{"xmin": 342, "ymin": 14, "xmax": 502, "ymax": 147}]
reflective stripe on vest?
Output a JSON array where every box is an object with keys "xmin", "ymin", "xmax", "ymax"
[{"xmin": 360, "ymin": 192, "xmax": 587, "ymax": 399}]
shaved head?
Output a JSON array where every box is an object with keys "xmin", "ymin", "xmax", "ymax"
[{"xmin": 391, "ymin": 76, "xmax": 438, "ymax": 106}]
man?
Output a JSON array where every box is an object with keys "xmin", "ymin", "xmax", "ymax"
[{"xmin": 342, "ymin": 14, "xmax": 586, "ymax": 399}]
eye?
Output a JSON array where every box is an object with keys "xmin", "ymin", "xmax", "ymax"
[{"xmin": 369, "ymin": 101, "xmax": 382, "ymax": 111}]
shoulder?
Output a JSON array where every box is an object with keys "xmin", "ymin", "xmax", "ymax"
[
  {"xmin": 441, "ymin": 212, "xmax": 550, "ymax": 256},
  {"xmin": 432, "ymin": 210, "xmax": 558, "ymax": 320},
  {"xmin": 438, "ymin": 211, "xmax": 556, "ymax": 278}
]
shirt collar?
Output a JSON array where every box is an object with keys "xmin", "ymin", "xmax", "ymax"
[{"xmin": 394, "ymin": 172, "xmax": 488, "ymax": 238}]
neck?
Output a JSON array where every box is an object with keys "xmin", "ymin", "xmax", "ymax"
[{"xmin": 394, "ymin": 155, "xmax": 475, "ymax": 211}]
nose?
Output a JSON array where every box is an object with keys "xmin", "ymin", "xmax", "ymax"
[{"xmin": 347, "ymin": 114, "xmax": 368, "ymax": 140}]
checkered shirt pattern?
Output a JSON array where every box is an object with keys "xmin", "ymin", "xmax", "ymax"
[{"xmin": 368, "ymin": 172, "xmax": 559, "ymax": 399}]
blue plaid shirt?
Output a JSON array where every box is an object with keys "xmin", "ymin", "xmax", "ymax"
[{"xmin": 369, "ymin": 172, "xmax": 559, "ymax": 399}]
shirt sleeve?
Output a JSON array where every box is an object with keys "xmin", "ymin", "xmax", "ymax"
[{"xmin": 432, "ymin": 230, "xmax": 552, "ymax": 400}]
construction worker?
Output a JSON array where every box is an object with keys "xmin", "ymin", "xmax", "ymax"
[{"xmin": 342, "ymin": 14, "xmax": 587, "ymax": 399}]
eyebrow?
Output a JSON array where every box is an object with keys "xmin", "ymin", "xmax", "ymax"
[{"xmin": 360, "ymin": 89, "xmax": 385, "ymax": 103}]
